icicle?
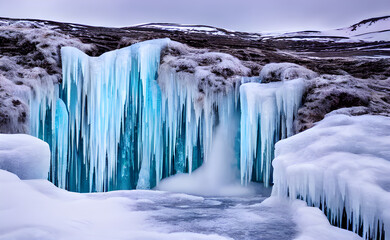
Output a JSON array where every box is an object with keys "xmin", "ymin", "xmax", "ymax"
[
  {"xmin": 32, "ymin": 38, "xmax": 302, "ymax": 194},
  {"xmin": 54, "ymin": 98, "xmax": 69, "ymax": 189},
  {"xmin": 60, "ymin": 39, "xmax": 170, "ymax": 192},
  {"xmin": 239, "ymin": 78, "xmax": 305, "ymax": 186},
  {"xmin": 56, "ymin": 38, "xmax": 240, "ymax": 192}
]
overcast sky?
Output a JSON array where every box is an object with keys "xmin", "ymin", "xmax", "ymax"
[{"xmin": 0, "ymin": 0, "xmax": 389, "ymax": 32}]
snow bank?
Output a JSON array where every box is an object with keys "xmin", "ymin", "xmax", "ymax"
[
  {"xmin": 261, "ymin": 197, "xmax": 362, "ymax": 240},
  {"xmin": 0, "ymin": 170, "xmax": 231, "ymax": 240},
  {"xmin": 259, "ymin": 63, "xmax": 318, "ymax": 83},
  {"xmin": 0, "ymin": 134, "xmax": 50, "ymax": 179},
  {"xmin": 272, "ymin": 114, "xmax": 390, "ymax": 239}
]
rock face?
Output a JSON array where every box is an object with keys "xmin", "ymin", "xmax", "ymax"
[
  {"xmin": 0, "ymin": 20, "xmax": 93, "ymax": 133},
  {"xmin": 297, "ymin": 75, "xmax": 390, "ymax": 131},
  {"xmin": 0, "ymin": 17, "xmax": 389, "ymax": 134}
]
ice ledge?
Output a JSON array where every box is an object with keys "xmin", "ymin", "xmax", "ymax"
[{"xmin": 272, "ymin": 114, "xmax": 390, "ymax": 239}]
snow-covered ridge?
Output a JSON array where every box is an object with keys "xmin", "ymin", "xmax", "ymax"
[
  {"xmin": 134, "ymin": 23, "xmax": 236, "ymax": 36},
  {"xmin": 264, "ymin": 16, "xmax": 390, "ymax": 42},
  {"xmin": 324, "ymin": 15, "xmax": 390, "ymax": 42},
  {"xmin": 132, "ymin": 23, "xmax": 263, "ymax": 39}
]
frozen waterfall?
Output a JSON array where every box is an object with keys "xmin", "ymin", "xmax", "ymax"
[
  {"xmin": 29, "ymin": 39, "xmax": 305, "ymax": 192},
  {"xmin": 240, "ymin": 79, "xmax": 305, "ymax": 187},
  {"xmin": 41, "ymin": 39, "xmax": 241, "ymax": 192}
]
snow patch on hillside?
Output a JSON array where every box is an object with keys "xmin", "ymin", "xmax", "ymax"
[{"xmin": 136, "ymin": 23, "xmax": 234, "ymax": 36}]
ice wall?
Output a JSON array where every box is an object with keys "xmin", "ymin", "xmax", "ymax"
[
  {"xmin": 240, "ymin": 79, "xmax": 305, "ymax": 186},
  {"xmin": 30, "ymin": 38, "xmax": 305, "ymax": 192},
  {"xmin": 29, "ymin": 39, "xmax": 239, "ymax": 192},
  {"xmin": 59, "ymin": 39, "xmax": 171, "ymax": 192}
]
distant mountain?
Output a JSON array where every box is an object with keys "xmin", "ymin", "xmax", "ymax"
[
  {"xmin": 328, "ymin": 15, "xmax": 390, "ymax": 41},
  {"xmin": 262, "ymin": 16, "xmax": 390, "ymax": 42}
]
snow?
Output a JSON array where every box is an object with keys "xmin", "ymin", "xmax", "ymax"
[
  {"xmin": 262, "ymin": 197, "xmax": 362, "ymax": 240},
  {"xmin": 0, "ymin": 134, "xmax": 50, "ymax": 179},
  {"xmin": 136, "ymin": 24, "xmax": 229, "ymax": 35},
  {"xmin": 162, "ymin": 41, "xmax": 250, "ymax": 93},
  {"xmin": 0, "ymin": 170, "xmax": 232, "ymax": 240},
  {"xmin": 272, "ymin": 114, "xmax": 390, "ymax": 240},
  {"xmin": 330, "ymin": 16, "xmax": 390, "ymax": 41},
  {"xmin": 262, "ymin": 16, "xmax": 390, "ymax": 42},
  {"xmin": 240, "ymin": 79, "xmax": 305, "ymax": 186},
  {"xmin": 259, "ymin": 63, "xmax": 318, "ymax": 83}
]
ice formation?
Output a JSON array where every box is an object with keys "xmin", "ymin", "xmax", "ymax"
[
  {"xmin": 27, "ymin": 35, "xmax": 307, "ymax": 192},
  {"xmin": 0, "ymin": 134, "xmax": 50, "ymax": 179},
  {"xmin": 157, "ymin": 117, "xmax": 251, "ymax": 196},
  {"xmin": 240, "ymin": 79, "xmax": 305, "ymax": 186},
  {"xmin": 272, "ymin": 114, "xmax": 390, "ymax": 240},
  {"xmin": 59, "ymin": 39, "xmax": 172, "ymax": 192},
  {"xmin": 29, "ymin": 39, "xmax": 241, "ymax": 192}
]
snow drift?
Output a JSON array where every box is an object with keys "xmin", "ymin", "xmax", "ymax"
[{"xmin": 0, "ymin": 134, "xmax": 50, "ymax": 179}]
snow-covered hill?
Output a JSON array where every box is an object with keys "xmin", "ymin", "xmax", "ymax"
[
  {"xmin": 134, "ymin": 16, "xmax": 390, "ymax": 42},
  {"xmin": 135, "ymin": 23, "xmax": 232, "ymax": 35},
  {"xmin": 263, "ymin": 16, "xmax": 390, "ymax": 42},
  {"xmin": 326, "ymin": 15, "xmax": 390, "ymax": 42}
]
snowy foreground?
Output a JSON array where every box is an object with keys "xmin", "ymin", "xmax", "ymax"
[
  {"xmin": 0, "ymin": 169, "xmax": 360, "ymax": 240},
  {"xmin": 0, "ymin": 134, "xmax": 49, "ymax": 180},
  {"xmin": 0, "ymin": 114, "xmax": 379, "ymax": 240}
]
